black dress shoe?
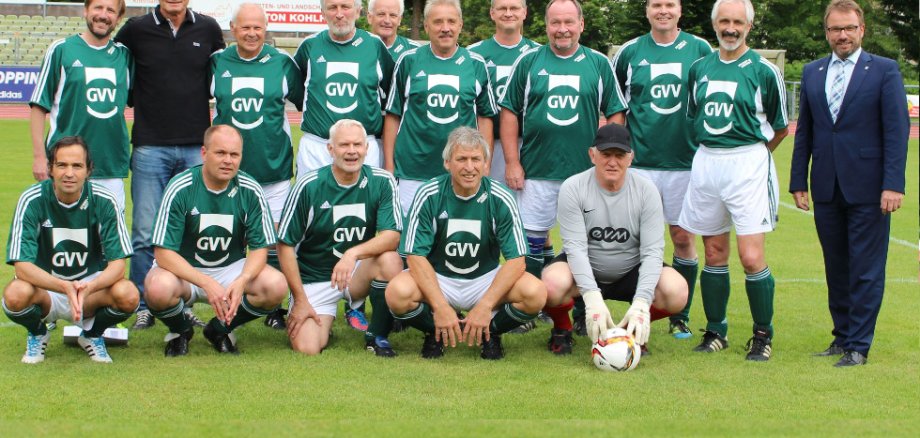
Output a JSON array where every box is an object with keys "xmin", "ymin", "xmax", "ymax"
[
  {"xmin": 834, "ymin": 350, "xmax": 867, "ymax": 367},
  {"xmin": 813, "ymin": 342, "xmax": 845, "ymax": 357}
]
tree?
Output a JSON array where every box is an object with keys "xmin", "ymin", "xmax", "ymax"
[{"xmin": 878, "ymin": 0, "xmax": 919, "ymax": 64}]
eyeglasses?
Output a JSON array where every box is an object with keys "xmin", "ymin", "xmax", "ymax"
[{"xmin": 826, "ymin": 25, "xmax": 860, "ymax": 34}]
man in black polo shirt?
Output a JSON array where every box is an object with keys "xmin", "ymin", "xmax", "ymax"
[{"xmin": 115, "ymin": 0, "xmax": 225, "ymax": 329}]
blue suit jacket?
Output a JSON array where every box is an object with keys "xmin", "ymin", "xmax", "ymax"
[{"xmin": 790, "ymin": 51, "xmax": 909, "ymax": 203}]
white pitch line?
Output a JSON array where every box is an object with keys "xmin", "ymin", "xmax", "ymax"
[{"xmin": 779, "ymin": 201, "xmax": 918, "ymax": 250}]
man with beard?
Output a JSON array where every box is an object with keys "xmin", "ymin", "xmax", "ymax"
[
  {"xmin": 367, "ymin": 0, "xmax": 423, "ymax": 60},
  {"xmin": 679, "ymin": 0, "xmax": 788, "ymax": 361},
  {"xmin": 30, "ymin": 0, "xmax": 132, "ymax": 210}
]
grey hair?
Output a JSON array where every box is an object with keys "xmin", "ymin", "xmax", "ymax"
[
  {"xmin": 320, "ymin": 0, "xmax": 363, "ymax": 10},
  {"xmin": 328, "ymin": 118, "xmax": 368, "ymax": 142},
  {"xmin": 492, "ymin": 0, "xmax": 527, "ymax": 8},
  {"xmin": 442, "ymin": 126, "xmax": 490, "ymax": 162},
  {"xmin": 369, "ymin": 0, "xmax": 404, "ymax": 16},
  {"xmin": 231, "ymin": 2, "xmax": 268, "ymax": 25},
  {"xmin": 546, "ymin": 0, "xmax": 582, "ymax": 20},
  {"xmin": 424, "ymin": 0, "xmax": 463, "ymax": 21},
  {"xmin": 711, "ymin": 0, "xmax": 754, "ymax": 24}
]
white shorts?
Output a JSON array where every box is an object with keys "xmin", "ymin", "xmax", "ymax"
[
  {"xmin": 291, "ymin": 260, "xmax": 363, "ymax": 316},
  {"xmin": 490, "ymin": 138, "xmax": 521, "ymax": 187},
  {"xmin": 150, "ymin": 259, "xmax": 246, "ymax": 305},
  {"xmin": 436, "ymin": 267, "xmax": 499, "ymax": 312},
  {"xmin": 398, "ymin": 178, "xmax": 425, "ymax": 218},
  {"xmin": 41, "ymin": 271, "xmax": 103, "ymax": 329},
  {"xmin": 631, "ymin": 168, "xmax": 691, "ymax": 225},
  {"xmin": 261, "ymin": 180, "xmax": 291, "ymax": 222},
  {"xmin": 296, "ymin": 132, "xmax": 381, "ymax": 180},
  {"xmin": 516, "ymin": 179, "xmax": 563, "ymax": 232},
  {"xmin": 678, "ymin": 144, "xmax": 779, "ymax": 236},
  {"xmin": 92, "ymin": 178, "xmax": 125, "ymax": 212}
]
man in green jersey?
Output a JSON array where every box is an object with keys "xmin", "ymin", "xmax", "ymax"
[
  {"xmin": 211, "ymin": 3, "xmax": 304, "ymax": 330},
  {"xmin": 144, "ymin": 125, "xmax": 287, "ymax": 357},
  {"xmin": 382, "ymin": 0, "xmax": 498, "ymax": 215},
  {"xmin": 30, "ymin": 0, "xmax": 132, "ymax": 209},
  {"xmin": 278, "ymin": 119, "xmax": 403, "ymax": 357},
  {"xmin": 386, "ymin": 127, "xmax": 546, "ymax": 360},
  {"xmin": 678, "ymin": 0, "xmax": 788, "ymax": 361},
  {"xmin": 611, "ymin": 0, "xmax": 713, "ymax": 340},
  {"xmin": 294, "ymin": 0, "xmax": 395, "ymax": 178},
  {"xmin": 4, "ymin": 137, "xmax": 138, "ymax": 364},
  {"xmin": 498, "ymin": 0, "xmax": 626, "ymax": 354},
  {"xmin": 367, "ymin": 0, "xmax": 423, "ymax": 60}
]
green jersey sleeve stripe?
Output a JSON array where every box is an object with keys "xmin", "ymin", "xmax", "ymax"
[
  {"xmin": 7, "ymin": 185, "xmax": 42, "ymax": 261},
  {"xmin": 403, "ymin": 180, "xmax": 439, "ymax": 254},
  {"xmin": 759, "ymin": 58, "xmax": 788, "ymax": 125},
  {"xmin": 371, "ymin": 168, "xmax": 403, "ymax": 230},
  {"xmin": 489, "ymin": 184, "xmax": 528, "ymax": 256},
  {"xmin": 239, "ymin": 176, "xmax": 277, "ymax": 246},
  {"xmin": 278, "ymin": 172, "xmax": 318, "ymax": 239},
  {"xmin": 152, "ymin": 173, "xmax": 193, "ymax": 246},
  {"xmin": 90, "ymin": 182, "xmax": 132, "ymax": 255},
  {"xmin": 30, "ymin": 38, "xmax": 65, "ymax": 104}
]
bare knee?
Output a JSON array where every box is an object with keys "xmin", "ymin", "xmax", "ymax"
[
  {"xmin": 739, "ymin": 250, "xmax": 766, "ymax": 274},
  {"xmin": 290, "ymin": 333, "xmax": 326, "ymax": 356},
  {"xmin": 703, "ymin": 238, "xmax": 730, "ymax": 266},
  {"xmin": 143, "ymin": 269, "xmax": 181, "ymax": 310},
  {"xmin": 514, "ymin": 274, "xmax": 547, "ymax": 313},
  {"xmin": 385, "ymin": 272, "xmax": 417, "ymax": 314},
  {"xmin": 541, "ymin": 266, "xmax": 573, "ymax": 307},
  {"xmin": 2, "ymin": 279, "xmax": 38, "ymax": 311},
  {"xmin": 250, "ymin": 268, "xmax": 287, "ymax": 308},
  {"xmin": 653, "ymin": 268, "xmax": 688, "ymax": 313},
  {"xmin": 377, "ymin": 251, "xmax": 404, "ymax": 281},
  {"xmin": 110, "ymin": 279, "xmax": 140, "ymax": 312},
  {"xmin": 670, "ymin": 226, "xmax": 697, "ymax": 256}
]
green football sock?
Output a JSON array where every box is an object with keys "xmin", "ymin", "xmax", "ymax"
[
  {"xmin": 572, "ymin": 295, "xmax": 586, "ymax": 321},
  {"xmin": 700, "ymin": 265, "xmax": 730, "ymax": 337},
  {"xmin": 745, "ymin": 267, "xmax": 775, "ymax": 338},
  {"xmin": 266, "ymin": 249, "xmax": 280, "ymax": 270},
  {"xmin": 225, "ymin": 295, "xmax": 273, "ymax": 332},
  {"xmin": 394, "ymin": 302, "xmax": 435, "ymax": 334},
  {"xmin": 150, "ymin": 301, "xmax": 191, "ymax": 334},
  {"xmin": 490, "ymin": 303, "xmax": 538, "ymax": 335},
  {"xmin": 524, "ymin": 253, "xmax": 544, "ymax": 279},
  {"xmin": 3, "ymin": 302, "xmax": 47, "ymax": 336},
  {"xmin": 542, "ymin": 243, "xmax": 555, "ymax": 267},
  {"xmin": 365, "ymin": 280, "xmax": 393, "ymax": 342},
  {"xmin": 84, "ymin": 306, "xmax": 132, "ymax": 337},
  {"xmin": 671, "ymin": 256, "xmax": 699, "ymax": 323}
]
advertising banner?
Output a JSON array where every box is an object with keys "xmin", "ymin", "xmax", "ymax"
[{"xmin": 0, "ymin": 66, "xmax": 39, "ymax": 103}]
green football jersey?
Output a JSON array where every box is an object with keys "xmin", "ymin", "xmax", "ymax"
[
  {"xmin": 277, "ymin": 165, "xmax": 401, "ymax": 283},
  {"xmin": 7, "ymin": 180, "xmax": 132, "ymax": 280},
  {"xmin": 687, "ymin": 49, "xmax": 788, "ymax": 148},
  {"xmin": 386, "ymin": 35, "xmax": 423, "ymax": 61},
  {"xmin": 211, "ymin": 44, "xmax": 303, "ymax": 185},
  {"xmin": 400, "ymin": 175, "xmax": 527, "ymax": 280},
  {"xmin": 385, "ymin": 46, "xmax": 497, "ymax": 181},
  {"xmin": 30, "ymin": 35, "xmax": 132, "ymax": 178},
  {"xmin": 152, "ymin": 166, "xmax": 276, "ymax": 269},
  {"xmin": 294, "ymin": 29, "xmax": 394, "ymax": 138},
  {"xmin": 467, "ymin": 36, "xmax": 541, "ymax": 139},
  {"xmin": 499, "ymin": 45, "xmax": 626, "ymax": 181},
  {"xmin": 612, "ymin": 32, "xmax": 712, "ymax": 170}
]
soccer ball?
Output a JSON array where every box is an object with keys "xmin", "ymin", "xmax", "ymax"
[{"xmin": 591, "ymin": 328, "xmax": 641, "ymax": 372}]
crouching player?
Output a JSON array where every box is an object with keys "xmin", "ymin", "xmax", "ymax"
[
  {"xmin": 386, "ymin": 127, "xmax": 546, "ymax": 360},
  {"xmin": 144, "ymin": 125, "xmax": 286, "ymax": 356},
  {"xmin": 542, "ymin": 124, "xmax": 688, "ymax": 352},
  {"xmin": 4, "ymin": 137, "xmax": 137, "ymax": 363},
  {"xmin": 277, "ymin": 119, "xmax": 403, "ymax": 356}
]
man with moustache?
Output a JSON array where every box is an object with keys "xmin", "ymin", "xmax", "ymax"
[
  {"xmin": 367, "ymin": 0, "xmax": 423, "ymax": 60},
  {"xmin": 679, "ymin": 0, "xmax": 788, "ymax": 361},
  {"xmin": 790, "ymin": 0, "xmax": 908, "ymax": 367},
  {"xmin": 116, "ymin": 0, "xmax": 225, "ymax": 329},
  {"xmin": 611, "ymin": 0, "xmax": 712, "ymax": 340},
  {"xmin": 498, "ymin": 0, "xmax": 626, "ymax": 355},
  {"xmin": 30, "ymin": 0, "xmax": 132, "ymax": 210}
]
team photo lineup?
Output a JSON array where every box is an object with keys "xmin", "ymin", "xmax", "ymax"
[{"xmin": 4, "ymin": 0, "xmax": 912, "ymax": 374}]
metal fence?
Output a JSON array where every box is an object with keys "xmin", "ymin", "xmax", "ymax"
[{"xmin": 786, "ymin": 81, "xmax": 919, "ymax": 119}]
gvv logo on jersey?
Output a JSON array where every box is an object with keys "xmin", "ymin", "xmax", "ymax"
[
  {"xmin": 444, "ymin": 219, "xmax": 481, "ymax": 275},
  {"xmin": 589, "ymin": 226, "xmax": 630, "ymax": 243},
  {"xmin": 84, "ymin": 67, "xmax": 117, "ymax": 119},
  {"xmin": 51, "ymin": 228, "xmax": 89, "ymax": 280},
  {"xmin": 195, "ymin": 214, "xmax": 234, "ymax": 267},
  {"xmin": 649, "ymin": 63, "xmax": 682, "ymax": 115},
  {"xmin": 702, "ymin": 80, "xmax": 737, "ymax": 135},
  {"xmin": 332, "ymin": 203, "xmax": 367, "ymax": 258},
  {"xmin": 230, "ymin": 77, "xmax": 265, "ymax": 130},
  {"xmin": 426, "ymin": 74, "xmax": 460, "ymax": 124},
  {"xmin": 325, "ymin": 62, "xmax": 359, "ymax": 114},
  {"xmin": 494, "ymin": 65, "xmax": 512, "ymax": 101},
  {"xmin": 546, "ymin": 75, "xmax": 580, "ymax": 126}
]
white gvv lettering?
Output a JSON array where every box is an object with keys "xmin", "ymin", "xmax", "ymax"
[
  {"xmin": 650, "ymin": 84, "xmax": 681, "ymax": 99},
  {"xmin": 427, "ymin": 93, "xmax": 459, "ymax": 108},
  {"xmin": 704, "ymin": 101, "xmax": 734, "ymax": 117},
  {"xmin": 325, "ymin": 82, "xmax": 358, "ymax": 97},
  {"xmin": 86, "ymin": 88, "xmax": 116, "ymax": 102},
  {"xmin": 52, "ymin": 251, "xmax": 88, "ymax": 267},
  {"xmin": 444, "ymin": 242, "xmax": 480, "ymax": 258},
  {"xmin": 231, "ymin": 97, "xmax": 264, "ymax": 112},
  {"xmin": 333, "ymin": 227, "xmax": 367, "ymax": 242},
  {"xmin": 196, "ymin": 236, "xmax": 232, "ymax": 252},
  {"xmin": 547, "ymin": 95, "xmax": 579, "ymax": 109}
]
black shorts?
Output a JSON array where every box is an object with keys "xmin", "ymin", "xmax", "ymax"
[{"xmin": 549, "ymin": 252, "xmax": 668, "ymax": 303}]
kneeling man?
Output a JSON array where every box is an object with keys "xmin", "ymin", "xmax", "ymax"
[
  {"xmin": 386, "ymin": 126, "xmax": 546, "ymax": 360},
  {"xmin": 4, "ymin": 137, "xmax": 138, "ymax": 363},
  {"xmin": 144, "ymin": 125, "xmax": 286, "ymax": 356},
  {"xmin": 542, "ymin": 124, "xmax": 688, "ymax": 353},
  {"xmin": 278, "ymin": 119, "xmax": 404, "ymax": 357}
]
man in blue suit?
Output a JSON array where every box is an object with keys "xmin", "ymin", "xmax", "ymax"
[{"xmin": 790, "ymin": 0, "xmax": 909, "ymax": 367}]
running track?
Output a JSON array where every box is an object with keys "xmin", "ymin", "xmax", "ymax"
[{"xmin": 0, "ymin": 104, "xmax": 917, "ymax": 138}]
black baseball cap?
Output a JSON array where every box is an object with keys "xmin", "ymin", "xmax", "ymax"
[{"xmin": 592, "ymin": 123, "xmax": 632, "ymax": 153}]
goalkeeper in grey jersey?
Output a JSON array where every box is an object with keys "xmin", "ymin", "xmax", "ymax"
[{"xmin": 541, "ymin": 124, "xmax": 687, "ymax": 351}]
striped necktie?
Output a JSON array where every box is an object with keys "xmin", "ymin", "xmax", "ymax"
[{"xmin": 828, "ymin": 59, "xmax": 848, "ymax": 122}]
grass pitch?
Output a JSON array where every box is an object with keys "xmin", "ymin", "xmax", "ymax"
[{"xmin": 0, "ymin": 119, "xmax": 917, "ymax": 435}]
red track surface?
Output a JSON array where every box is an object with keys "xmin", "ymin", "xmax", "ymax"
[{"xmin": 1, "ymin": 104, "xmax": 917, "ymax": 138}]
